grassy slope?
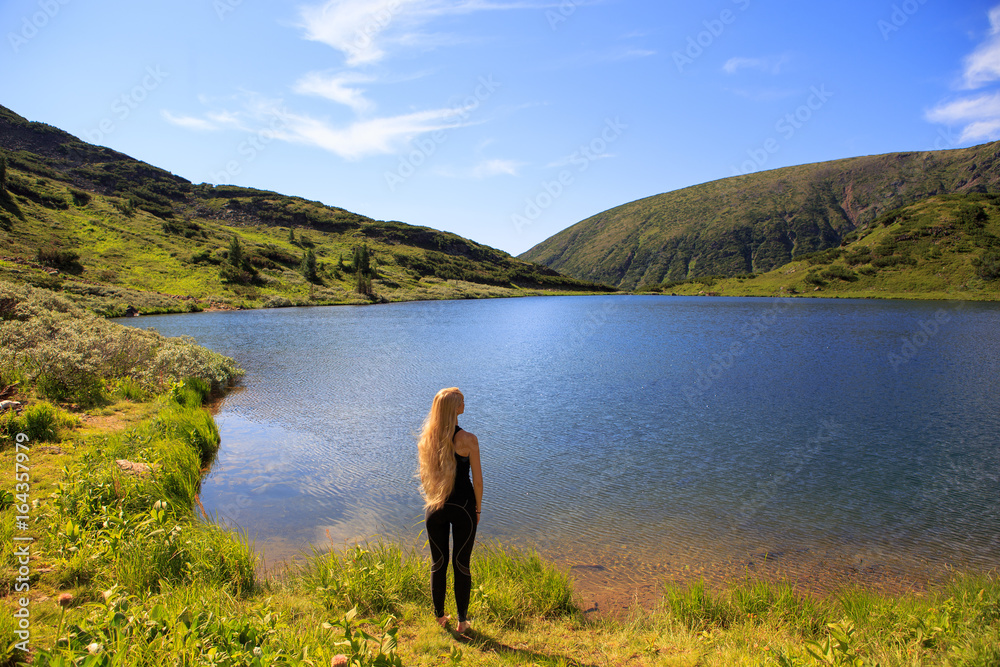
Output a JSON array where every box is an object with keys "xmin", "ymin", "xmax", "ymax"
[
  {"xmin": 0, "ymin": 106, "xmax": 611, "ymax": 316},
  {"xmin": 520, "ymin": 142, "xmax": 1000, "ymax": 290},
  {"xmin": 646, "ymin": 193, "xmax": 1000, "ymax": 300}
]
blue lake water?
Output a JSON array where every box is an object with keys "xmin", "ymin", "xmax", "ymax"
[{"xmin": 119, "ymin": 295, "xmax": 1000, "ymax": 594}]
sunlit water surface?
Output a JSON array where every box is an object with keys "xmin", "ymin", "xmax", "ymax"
[{"xmin": 120, "ymin": 296, "xmax": 1000, "ymax": 594}]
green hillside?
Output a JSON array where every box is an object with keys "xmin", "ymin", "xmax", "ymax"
[
  {"xmin": 0, "ymin": 105, "xmax": 611, "ymax": 316},
  {"xmin": 520, "ymin": 142, "xmax": 1000, "ymax": 290},
  {"xmin": 640, "ymin": 193, "xmax": 1000, "ymax": 300}
]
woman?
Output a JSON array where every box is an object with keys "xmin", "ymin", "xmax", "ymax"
[{"xmin": 417, "ymin": 387, "xmax": 483, "ymax": 635}]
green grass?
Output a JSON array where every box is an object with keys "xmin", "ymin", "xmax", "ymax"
[
  {"xmin": 645, "ymin": 193, "xmax": 1000, "ymax": 300},
  {"xmin": 522, "ymin": 141, "xmax": 1000, "ymax": 290},
  {"xmin": 0, "ymin": 115, "xmax": 614, "ymax": 316}
]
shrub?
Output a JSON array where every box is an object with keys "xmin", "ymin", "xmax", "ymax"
[
  {"xmin": 0, "ymin": 282, "xmax": 243, "ymax": 399},
  {"xmin": 843, "ymin": 248, "xmax": 872, "ymax": 266},
  {"xmin": 19, "ymin": 401, "xmax": 74, "ymax": 442},
  {"xmin": 69, "ymin": 189, "xmax": 92, "ymax": 206},
  {"xmin": 975, "ymin": 251, "xmax": 1000, "ymax": 280},
  {"xmin": 821, "ymin": 264, "xmax": 859, "ymax": 282},
  {"xmin": 37, "ymin": 246, "xmax": 83, "ymax": 274},
  {"xmin": 804, "ymin": 271, "xmax": 827, "ymax": 286}
]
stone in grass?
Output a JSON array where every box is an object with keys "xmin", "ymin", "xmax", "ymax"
[
  {"xmin": 0, "ymin": 400, "xmax": 21, "ymax": 412},
  {"xmin": 115, "ymin": 459, "xmax": 153, "ymax": 476}
]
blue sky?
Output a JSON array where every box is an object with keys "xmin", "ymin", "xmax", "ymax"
[{"xmin": 3, "ymin": 0, "xmax": 1000, "ymax": 256}]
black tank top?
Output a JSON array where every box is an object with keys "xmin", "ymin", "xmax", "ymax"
[{"xmin": 448, "ymin": 425, "xmax": 475, "ymax": 505}]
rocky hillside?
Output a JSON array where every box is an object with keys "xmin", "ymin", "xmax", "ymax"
[
  {"xmin": 0, "ymin": 104, "xmax": 611, "ymax": 315},
  {"xmin": 519, "ymin": 142, "xmax": 1000, "ymax": 289}
]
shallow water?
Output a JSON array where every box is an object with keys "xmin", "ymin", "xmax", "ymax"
[{"xmin": 120, "ymin": 295, "xmax": 1000, "ymax": 592}]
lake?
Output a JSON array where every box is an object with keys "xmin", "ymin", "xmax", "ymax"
[{"xmin": 119, "ymin": 295, "xmax": 1000, "ymax": 597}]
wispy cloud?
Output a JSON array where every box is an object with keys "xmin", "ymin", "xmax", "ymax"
[
  {"xmin": 470, "ymin": 158, "xmax": 522, "ymax": 178},
  {"xmin": 170, "ymin": 1, "xmax": 542, "ymax": 163},
  {"xmin": 547, "ymin": 47, "xmax": 656, "ymax": 70},
  {"xmin": 926, "ymin": 91, "xmax": 1000, "ymax": 142},
  {"xmin": 434, "ymin": 157, "xmax": 524, "ymax": 179},
  {"xmin": 162, "ymin": 110, "xmax": 219, "ymax": 131},
  {"xmin": 545, "ymin": 152, "xmax": 614, "ymax": 169},
  {"xmin": 296, "ymin": 0, "xmax": 553, "ymax": 66},
  {"xmin": 162, "ymin": 93, "xmax": 477, "ymax": 160},
  {"xmin": 293, "ymin": 71, "xmax": 376, "ymax": 114},
  {"xmin": 722, "ymin": 54, "xmax": 791, "ymax": 75},
  {"xmin": 276, "ymin": 105, "xmax": 472, "ymax": 159},
  {"xmin": 726, "ymin": 87, "xmax": 798, "ymax": 102},
  {"xmin": 927, "ymin": 4, "xmax": 1000, "ymax": 142},
  {"xmin": 963, "ymin": 5, "xmax": 1000, "ymax": 89}
]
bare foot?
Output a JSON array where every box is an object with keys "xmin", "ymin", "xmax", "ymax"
[
  {"xmin": 456, "ymin": 620, "xmax": 472, "ymax": 635},
  {"xmin": 436, "ymin": 615, "xmax": 451, "ymax": 628}
]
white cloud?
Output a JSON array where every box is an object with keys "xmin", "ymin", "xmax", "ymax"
[
  {"xmin": 161, "ymin": 110, "xmax": 218, "ymax": 131},
  {"xmin": 296, "ymin": 0, "xmax": 555, "ymax": 66},
  {"xmin": 434, "ymin": 157, "xmax": 524, "ymax": 179},
  {"xmin": 277, "ymin": 107, "xmax": 467, "ymax": 159},
  {"xmin": 926, "ymin": 91, "xmax": 1000, "ymax": 142},
  {"xmin": 470, "ymin": 158, "xmax": 522, "ymax": 178},
  {"xmin": 722, "ymin": 54, "xmax": 790, "ymax": 75},
  {"xmin": 545, "ymin": 152, "xmax": 614, "ymax": 169},
  {"xmin": 926, "ymin": 5, "xmax": 1000, "ymax": 143},
  {"xmin": 297, "ymin": 0, "xmax": 419, "ymax": 66},
  {"xmin": 963, "ymin": 5, "xmax": 1000, "ymax": 89},
  {"xmin": 163, "ymin": 93, "xmax": 476, "ymax": 160},
  {"xmin": 293, "ymin": 71, "xmax": 376, "ymax": 114}
]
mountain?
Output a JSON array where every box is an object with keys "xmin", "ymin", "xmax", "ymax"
[
  {"xmin": 0, "ymin": 105, "xmax": 612, "ymax": 315},
  {"xmin": 642, "ymin": 193, "xmax": 1000, "ymax": 300},
  {"xmin": 519, "ymin": 142, "xmax": 1000, "ymax": 289}
]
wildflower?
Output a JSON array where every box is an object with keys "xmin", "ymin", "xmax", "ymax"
[
  {"xmin": 331, "ymin": 655, "xmax": 349, "ymax": 667},
  {"xmin": 57, "ymin": 593, "xmax": 73, "ymax": 607},
  {"xmin": 253, "ymin": 647, "xmax": 263, "ymax": 657}
]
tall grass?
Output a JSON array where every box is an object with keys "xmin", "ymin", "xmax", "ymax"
[
  {"xmin": 299, "ymin": 540, "xmax": 429, "ymax": 615},
  {"xmin": 0, "ymin": 401, "xmax": 77, "ymax": 446},
  {"xmin": 48, "ymin": 389, "xmax": 257, "ymax": 600},
  {"xmin": 470, "ymin": 542, "xmax": 578, "ymax": 628}
]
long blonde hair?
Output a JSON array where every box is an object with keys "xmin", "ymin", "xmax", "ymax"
[{"xmin": 417, "ymin": 387, "xmax": 463, "ymax": 512}]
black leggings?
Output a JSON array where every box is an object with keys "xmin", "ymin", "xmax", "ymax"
[{"xmin": 426, "ymin": 500, "xmax": 478, "ymax": 622}]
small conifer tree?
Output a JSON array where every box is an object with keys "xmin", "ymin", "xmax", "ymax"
[
  {"xmin": 301, "ymin": 248, "xmax": 318, "ymax": 282},
  {"xmin": 228, "ymin": 235, "xmax": 244, "ymax": 268}
]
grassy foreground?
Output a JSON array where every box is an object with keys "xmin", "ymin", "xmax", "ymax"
[{"xmin": 2, "ymin": 284, "xmax": 999, "ymax": 666}]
